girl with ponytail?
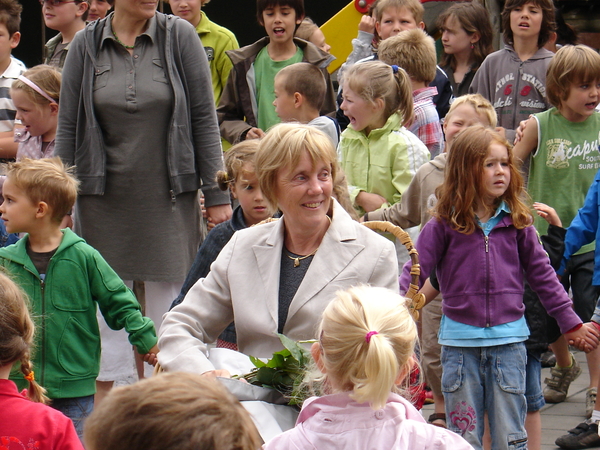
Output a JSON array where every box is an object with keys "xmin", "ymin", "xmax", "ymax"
[
  {"xmin": 264, "ymin": 285, "xmax": 473, "ymax": 449},
  {"xmin": 0, "ymin": 270, "xmax": 83, "ymax": 449},
  {"xmin": 339, "ymin": 60, "xmax": 430, "ymax": 219}
]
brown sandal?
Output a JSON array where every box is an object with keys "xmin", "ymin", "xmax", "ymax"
[{"xmin": 428, "ymin": 413, "xmax": 447, "ymax": 428}]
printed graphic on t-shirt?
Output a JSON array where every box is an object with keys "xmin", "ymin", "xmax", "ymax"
[{"xmin": 544, "ymin": 135, "xmax": 600, "ymax": 170}]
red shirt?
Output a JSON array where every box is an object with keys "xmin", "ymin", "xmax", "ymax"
[{"xmin": 0, "ymin": 379, "xmax": 84, "ymax": 450}]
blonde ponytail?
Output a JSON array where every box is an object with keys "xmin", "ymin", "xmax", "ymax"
[{"xmin": 318, "ymin": 285, "xmax": 418, "ymax": 409}]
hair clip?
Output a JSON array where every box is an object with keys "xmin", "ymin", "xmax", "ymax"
[
  {"xmin": 365, "ymin": 331, "xmax": 379, "ymax": 343},
  {"xmin": 391, "ymin": 65, "xmax": 399, "ymax": 74}
]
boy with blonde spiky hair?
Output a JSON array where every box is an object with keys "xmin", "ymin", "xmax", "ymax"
[{"xmin": 0, "ymin": 157, "xmax": 158, "ymax": 438}]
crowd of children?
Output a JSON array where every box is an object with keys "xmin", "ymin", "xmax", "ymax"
[{"xmin": 1, "ymin": 0, "xmax": 600, "ymax": 449}]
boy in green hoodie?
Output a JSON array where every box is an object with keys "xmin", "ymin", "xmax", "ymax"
[{"xmin": 0, "ymin": 157, "xmax": 158, "ymax": 439}]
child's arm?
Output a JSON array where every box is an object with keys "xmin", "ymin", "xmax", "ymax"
[
  {"xmin": 0, "ymin": 130, "xmax": 18, "ymax": 159},
  {"xmin": 91, "ymin": 250, "xmax": 158, "ymax": 356},
  {"xmin": 557, "ymin": 172, "xmax": 600, "ymax": 277},
  {"xmin": 512, "ymin": 116, "xmax": 538, "ymax": 167},
  {"xmin": 564, "ymin": 324, "xmax": 599, "ymax": 353},
  {"xmin": 518, "ymin": 225, "xmax": 586, "ymax": 340},
  {"xmin": 363, "ymin": 168, "xmax": 424, "ymax": 229},
  {"xmin": 533, "ymin": 202, "xmax": 562, "ymax": 227},
  {"xmin": 216, "ymin": 69, "xmax": 255, "ymax": 145},
  {"xmin": 336, "ymin": 15, "xmax": 375, "ymax": 85},
  {"xmin": 356, "ymin": 191, "xmax": 387, "ymax": 212}
]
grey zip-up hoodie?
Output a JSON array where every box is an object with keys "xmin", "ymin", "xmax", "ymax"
[
  {"xmin": 55, "ymin": 12, "xmax": 229, "ymax": 207},
  {"xmin": 470, "ymin": 45, "xmax": 553, "ymax": 143}
]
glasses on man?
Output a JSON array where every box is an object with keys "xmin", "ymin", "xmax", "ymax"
[{"xmin": 38, "ymin": 0, "xmax": 79, "ymax": 6}]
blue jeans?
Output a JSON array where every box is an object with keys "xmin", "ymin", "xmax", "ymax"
[
  {"xmin": 51, "ymin": 395, "xmax": 94, "ymax": 440},
  {"xmin": 442, "ymin": 343, "xmax": 527, "ymax": 450},
  {"xmin": 526, "ymin": 350, "xmax": 545, "ymax": 412}
]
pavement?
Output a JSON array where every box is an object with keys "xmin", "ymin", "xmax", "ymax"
[{"xmin": 421, "ymin": 350, "xmax": 596, "ymax": 450}]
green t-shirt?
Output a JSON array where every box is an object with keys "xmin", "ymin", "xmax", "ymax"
[
  {"xmin": 528, "ymin": 108, "xmax": 600, "ymax": 255},
  {"xmin": 254, "ymin": 45, "xmax": 303, "ymax": 132}
]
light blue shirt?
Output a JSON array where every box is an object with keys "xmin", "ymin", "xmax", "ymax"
[{"xmin": 439, "ymin": 201, "xmax": 529, "ymax": 347}]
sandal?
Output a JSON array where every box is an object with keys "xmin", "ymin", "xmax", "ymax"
[{"xmin": 428, "ymin": 413, "xmax": 447, "ymax": 428}]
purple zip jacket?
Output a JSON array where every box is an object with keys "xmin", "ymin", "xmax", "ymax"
[{"xmin": 400, "ymin": 216, "xmax": 581, "ymax": 334}]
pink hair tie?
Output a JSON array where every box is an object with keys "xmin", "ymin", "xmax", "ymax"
[
  {"xmin": 17, "ymin": 75, "xmax": 57, "ymax": 104},
  {"xmin": 365, "ymin": 331, "xmax": 379, "ymax": 343}
]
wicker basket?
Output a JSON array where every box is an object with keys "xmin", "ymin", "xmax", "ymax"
[{"xmin": 361, "ymin": 220, "xmax": 426, "ymax": 320}]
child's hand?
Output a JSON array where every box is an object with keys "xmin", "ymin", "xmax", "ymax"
[
  {"xmin": 358, "ymin": 15, "xmax": 376, "ymax": 34},
  {"xmin": 565, "ymin": 323, "xmax": 600, "ymax": 353},
  {"xmin": 356, "ymin": 191, "xmax": 386, "ymax": 213},
  {"xmin": 245, "ymin": 127, "xmax": 265, "ymax": 140},
  {"xmin": 514, "ymin": 115, "xmax": 533, "ymax": 145},
  {"xmin": 533, "ymin": 202, "xmax": 562, "ymax": 227},
  {"xmin": 141, "ymin": 344, "xmax": 159, "ymax": 366}
]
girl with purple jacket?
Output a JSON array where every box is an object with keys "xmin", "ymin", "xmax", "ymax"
[{"xmin": 401, "ymin": 125, "xmax": 598, "ymax": 450}]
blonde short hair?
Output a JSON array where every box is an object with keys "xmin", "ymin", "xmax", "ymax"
[
  {"xmin": 255, "ymin": 124, "xmax": 338, "ymax": 210},
  {"xmin": 378, "ymin": 29, "xmax": 437, "ymax": 85},
  {"xmin": 84, "ymin": 373, "xmax": 262, "ymax": 450},
  {"xmin": 11, "ymin": 65, "xmax": 60, "ymax": 107},
  {"xmin": 4, "ymin": 157, "xmax": 79, "ymax": 222},
  {"xmin": 373, "ymin": 0, "xmax": 424, "ymax": 25},
  {"xmin": 546, "ymin": 45, "xmax": 600, "ymax": 109},
  {"xmin": 317, "ymin": 285, "xmax": 418, "ymax": 410},
  {"xmin": 445, "ymin": 94, "xmax": 497, "ymax": 129}
]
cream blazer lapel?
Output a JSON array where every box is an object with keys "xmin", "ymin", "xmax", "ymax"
[{"xmin": 252, "ymin": 219, "xmax": 286, "ymax": 329}]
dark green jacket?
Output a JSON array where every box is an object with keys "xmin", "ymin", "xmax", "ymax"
[{"xmin": 2, "ymin": 229, "xmax": 156, "ymax": 399}]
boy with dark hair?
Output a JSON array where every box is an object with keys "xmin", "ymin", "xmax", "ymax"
[
  {"xmin": 0, "ymin": 0, "xmax": 24, "ymax": 159},
  {"xmin": 42, "ymin": 0, "xmax": 90, "ymax": 69},
  {"xmin": 273, "ymin": 62, "xmax": 339, "ymax": 145},
  {"xmin": 217, "ymin": 0, "xmax": 335, "ymax": 144},
  {"xmin": 0, "ymin": 157, "xmax": 158, "ymax": 438}
]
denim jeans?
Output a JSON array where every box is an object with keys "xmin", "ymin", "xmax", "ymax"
[
  {"xmin": 51, "ymin": 395, "xmax": 94, "ymax": 440},
  {"xmin": 525, "ymin": 349, "xmax": 545, "ymax": 412},
  {"xmin": 442, "ymin": 343, "xmax": 527, "ymax": 450}
]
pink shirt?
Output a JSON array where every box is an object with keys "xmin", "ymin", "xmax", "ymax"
[{"xmin": 264, "ymin": 392, "xmax": 474, "ymax": 450}]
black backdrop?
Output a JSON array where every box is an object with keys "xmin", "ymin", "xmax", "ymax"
[{"xmin": 17, "ymin": 0, "xmax": 348, "ymax": 68}]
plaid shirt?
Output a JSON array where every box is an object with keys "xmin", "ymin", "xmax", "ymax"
[{"xmin": 409, "ymin": 87, "xmax": 444, "ymax": 158}]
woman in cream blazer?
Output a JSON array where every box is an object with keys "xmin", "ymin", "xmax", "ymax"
[{"xmin": 158, "ymin": 124, "xmax": 398, "ymax": 375}]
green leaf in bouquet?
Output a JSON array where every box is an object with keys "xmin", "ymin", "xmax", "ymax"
[{"xmin": 249, "ymin": 355, "xmax": 266, "ymax": 368}]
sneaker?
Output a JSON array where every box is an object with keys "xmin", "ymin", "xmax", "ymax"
[
  {"xmin": 543, "ymin": 354, "xmax": 582, "ymax": 403},
  {"xmin": 587, "ymin": 388, "xmax": 598, "ymax": 419},
  {"xmin": 555, "ymin": 419, "xmax": 600, "ymax": 449},
  {"xmin": 541, "ymin": 350, "xmax": 557, "ymax": 368}
]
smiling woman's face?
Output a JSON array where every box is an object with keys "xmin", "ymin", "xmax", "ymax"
[{"xmin": 276, "ymin": 151, "xmax": 332, "ymax": 226}]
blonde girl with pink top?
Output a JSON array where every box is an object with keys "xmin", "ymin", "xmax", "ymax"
[{"xmin": 264, "ymin": 285, "xmax": 474, "ymax": 450}]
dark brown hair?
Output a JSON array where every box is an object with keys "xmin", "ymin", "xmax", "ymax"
[
  {"xmin": 437, "ymin": 2, "xmax": 493, "ymax": 71},
  {"xmin": 502, "ymin": 0, "xmax": 555, "ymax": 48},
  {"xmin": 0, "ymin": 0, "xmax": 21, "ymax": 36},
  {"xmin": 256, "ymin": 0, "xmax": 304, "ymax": 26}
]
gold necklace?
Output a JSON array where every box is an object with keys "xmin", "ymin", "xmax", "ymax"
[
  {"xmin": 287, "ymin": 248, "xmax": 318, "ymax": 268},
  {"xmin": 285, "ymin": 215, "xmax": 330, "ymax": 267}
]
